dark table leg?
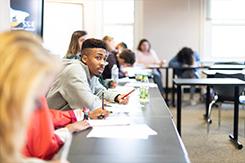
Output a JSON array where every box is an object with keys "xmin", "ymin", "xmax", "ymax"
[
  {"xmin": 204, "ymin": 86, "xmax": 210, "ymax": 119},
  {"xmin": 177, "ymin": 85, "xmax": 182, "ymax": 136},
  {"xmin": 229, "ymin": 86, "xmax": 243, "ymax": 149},
  {"xmin": 165, "ymin": 68, "xmax": 169, "ymax": 106},
  {"xmin": 172, "ymin": 69, "xmax": 176, "ymax": 107}
]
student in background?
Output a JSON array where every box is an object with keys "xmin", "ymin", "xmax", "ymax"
[
  {"xmin": 116, "ymin": 42, "xmax": 127, "ymax": 54},
  {"xmin": 101, "ymin": 41, "xmax": 133, "ymax": 88},
  {"xmin": 0, "ymin": 31, "xmax": 68, "ymax": 163},
  {"xmin": 47, "ymin": 38, "xmax": 129, "ymax": 111},
  {"xmin": 169, "ymin": 47, "xmax": 201, "ymax": 104},
  {"xmin": 117, "ymin": 49, "xmax": 136, "ymax": 78},
  {"xmin": 101, "ymin": 35, "xmax": 118, "ymax": 79},
  {"xmin": 169, "ymin": 47, "xmax": 200, "ymax": 78},
  {"xmin": 136, "ymin": 38, "xmax": 165, "ymax": 95},
  {"xmin": 64, "ymin": 30, "xmax": 87, "ymax": 60}
]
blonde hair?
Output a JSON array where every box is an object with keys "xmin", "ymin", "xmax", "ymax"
[
  {"xmin": 102, "ymin": 35, "xmax": 113, "ymax": 42},
  {"xmin": 0, "ymin": 31, "xmax": 60, "ymax": 163},
  {"xmin": 102, "ymin": 35, "xmax": 114, "ymax": 51}
]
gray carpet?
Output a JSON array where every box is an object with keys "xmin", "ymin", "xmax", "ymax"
[{"xmin": 169, "ymin": 97, "xmax": 245, "ymax": 163}]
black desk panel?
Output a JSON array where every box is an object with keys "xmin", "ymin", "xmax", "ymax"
[{"xmin": 68, "ymin": 117, "xmax": 189, "ymax": 163}]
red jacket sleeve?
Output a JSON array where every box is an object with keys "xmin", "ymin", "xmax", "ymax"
[
  {"xmin": 22, "ymin": 97, "xmax": 66, "ymax": 160},
  {"xmin": 49, "ymin": 109, "xmax": 77, "ymax": 129}
]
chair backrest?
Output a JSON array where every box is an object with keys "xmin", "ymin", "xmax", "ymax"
[{"xmin": 213, "ymin": 73, "xmax": 245, "ymax": 101}]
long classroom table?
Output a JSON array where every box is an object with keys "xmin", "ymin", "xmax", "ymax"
[{"xmin": 66, "ymin": 87, "xmax": 190, "ymax": 163}]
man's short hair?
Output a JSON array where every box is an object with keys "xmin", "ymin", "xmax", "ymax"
[
  {"xmin": 119, "ymin": 49, "xmax": 136, "ymax": 65},
  {"xmin": 81, "ymin": 38, "xmax": 107, "ymax": 51}
]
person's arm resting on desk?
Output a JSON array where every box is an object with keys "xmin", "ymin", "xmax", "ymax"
[{"xmin": 23, "ymin": 97, "xmax": 108, "ymax": 160}]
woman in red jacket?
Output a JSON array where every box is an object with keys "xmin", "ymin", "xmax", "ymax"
[
  {"xmin": 0, "ymin": 31, "xmax": 68, "ymax": 163},
  {"xmin": 23, "ymin": 96, "xmax": 109, "ymax": 160}
]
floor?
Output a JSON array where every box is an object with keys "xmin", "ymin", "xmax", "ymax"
[{"xmin": 169, "ymin": 94, "xmax": 245, "ymax": 163}]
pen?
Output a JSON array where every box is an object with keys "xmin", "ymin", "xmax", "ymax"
[
  {"xmin": 97, "ymin": 92, "xmax": 105, "ymax": 119},
  {"xmin": 102, "ymin": 92, "xmax": 104, "ymax": 110},
  {"xmin": 122, "ymin": 89, "xmax": 135, "ymax": 99},
  {"xmin": 104, "ymin": 103, "xmax": 112, "ymax": 107},
  {"xmin": 98, "ymin": 92, "xmax": 113, "ymax": 119},
  {"xmin": 98, "ymin": 93, "xmax": 105, "ymax": 119},
  {"xmin": 100, "ymin": 92, "xmax": 104, "ymax": 119}
]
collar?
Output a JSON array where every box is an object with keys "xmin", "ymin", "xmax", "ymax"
[{"xmin": 80, "ymin": 61, "xmax": 93, "ymax": 80}]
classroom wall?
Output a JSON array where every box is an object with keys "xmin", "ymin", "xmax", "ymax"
[
  {"xmin": 1, "ymin": 0, "xmax": 204, "ymax": 62},
  {"xmin": 0, "ymin": 0, "xmax": 10, "ymax": 32},
  {"xmin": 138, "ymin": 0, "xmax": 203, "ymax": 62}
]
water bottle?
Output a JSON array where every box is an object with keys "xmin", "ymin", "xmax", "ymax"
[
  {"xmin": 111, "ymin": 64, "xmax": 119, "ymax": 83},
  {"xmin": 139, "ymin": 75, "xmax": 150, "ymax": 104}
]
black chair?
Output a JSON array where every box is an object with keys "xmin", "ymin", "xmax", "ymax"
[{"xmin": 207, "ymin": 73, "xmax": 245, "ymax": 125}]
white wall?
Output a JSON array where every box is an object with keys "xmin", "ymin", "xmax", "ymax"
[
  {"xmin": 45, "ymin": 0, "xmax": 203, "ymax": 61},
  {"xmin": 0, "ymin": 0, "xmax": 10, "ymax": 32},
  {"xmin": 1, "ymin": 0, "xmax": 204, "ymax": 61},
  {"xmin": 138, "ymin": 0, "xmax": 203, "ymax": 62}
]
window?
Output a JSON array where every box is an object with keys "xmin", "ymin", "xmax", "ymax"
[
  {"xmin": 206, "ymin": 0, "xmax": 245, "ymax": 59},
  {"xmin": 102, "ymin": 0, "xmax": 134, "ymax": 49}
]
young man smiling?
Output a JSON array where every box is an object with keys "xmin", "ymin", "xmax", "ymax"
[{"xmin": 46, "ymin": 38, "xmax": 128, "ymax": 111}]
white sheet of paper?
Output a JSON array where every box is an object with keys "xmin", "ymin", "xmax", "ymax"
[
  {"xmin": 86, "ymin": 124, "xmax": 157, "ymax": 139},
  {"xmin": 107, "ymin": 103, "xmax": 131, "ymax": 112},
  {"xmin": 123, "ymin": 67, "xmax": 153, "ymax": 77},
  {"xmin": 125, "ymin": 82, "xmax": 157, "ymax": 88},
  {"xmin": 106, "ymin": 102, "xmax": 142, "ymax": 114},
  {"xmin": 88, "ymin": 118, "xmax": 132, "ymax": 127},
  {"xmin": 118, "ymin": 77, "xmax": 136, "ymax": 84},
  {"xmin": 109, "ymin": 86, "xmax": 136, "ymax": 94}
]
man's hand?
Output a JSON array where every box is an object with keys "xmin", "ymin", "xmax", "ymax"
[
  {"xmin": 116, "ymin": 94, "xmax": 129, "ymax": 104},
  {"xmin": 89, "ymin": 108, "xmax": 110, "ymax": 119}
]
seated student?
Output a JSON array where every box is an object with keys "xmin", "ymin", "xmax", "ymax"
[
  {"xmin": 169, "ymin": 47, "xmax": 201, "ymax": 104},
  {"xmin": 46, "ymin": 38, "xmax": 128, "ymax": 111},
  {"xmin": 169, "ymin": 47, "xmax": 200, "ymax": 78},
  {"xmin": 117, "ymin": 49, "xmax": 136, "ymax": 78},
  {"xmin": 136, "ymin": 39, "xmax": 165, "ymax": 95},
  {"xmin": 101, "ymin": 42, "xmax": 133, "ymax": 88},
  {"xmin": 102, "ymin": 40, "xmax": 129, "ymax": 80},
  {"xmin": 0, "ymin": 31, "xmax": 67, "ymax": 163},
  {"xmin": 23, "ymin": 96, "xmax": 108, "ymax": 160},
  {"xmin": 64, "ymin": 30, "xmax": 87, "ymax": 60},
  {"xmin": 116, "ymin": 42, "xmax": 127, "ymax": 54},
  {"xmin": 101, "ymin": 35, "xmax": 118, "ymax": 79},
  {"xmin": 115, "ymin": 42, "xmax": 128, "ymax": 77}
]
